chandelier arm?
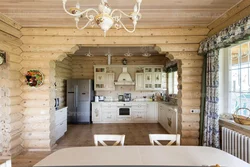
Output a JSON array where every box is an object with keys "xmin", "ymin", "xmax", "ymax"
[
  {"xmin": 111, "ymin": 9, "xmax": 131, "ymax": 18},
  {"xmin": 111, "ymin": 2, "xmax": 141, "ymax": 18},
  {"xmin": 63, "ymin": 3, "xmax": 99, "ymax": 17},
  {"xmin": 118, "ymin": 20, "xmax": 136, "ymax": 33},
  {"xmin": 136, "ymin": 3, "xmax": 141, "ymax": 16},
  {"xmin": 76, "ymin": 19, "xmax": 92, "ymax": 30}
]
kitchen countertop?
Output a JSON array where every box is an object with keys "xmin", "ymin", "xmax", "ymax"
[{"xmin": 92, "ymin": 101, "xmax": 178, "ymax": 107}]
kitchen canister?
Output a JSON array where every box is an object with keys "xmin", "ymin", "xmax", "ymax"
[{"xmin": 95, "ymin": 96, "xmax": 99, "ymax": 102}]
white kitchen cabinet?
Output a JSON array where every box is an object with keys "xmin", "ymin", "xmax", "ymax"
[
  {"xmin": 146, "ymin": 102, "xmax": 158, "ymax": 122},
  {"xmin": 135, "ymin": 66, "xmax": 164, "ymax": 91},
  {"xmin": 105, "ymin": 73, "xmax": 115, "ymax": 90},
  {"xmin": 135, "ymin": 73, "xmax": 144, "ymax": 90},
  {"xmin": 92, "ymin": 102, "xmax": 159, "ymax": 123},
  {"xmin": 94, "ymin": 66, "xmax": 115, "ymax": 91},
  {"xmin": 101, "ymin": 103, "xmax": 117, "ymax": 122},
  {"xmin": 92, "ymin": 103, "xmax": 101, "ymax": 123},
  {"xmin": 55, "ymin": 107, "xmax": 67, "ymax": 141},
  {"xmin": 157, "ymin": 103, "xmax": 178, "ymax": 134},
  {"xmin": 162, "ymin": 73, "xmax": 167, "ymax": 90},
  {"xmin": 132, "ymin": 111, "xmax": 146, "ymax": 121},
  {"xmin": 144, "ymin": 73, "xmax": 153, "ymax": 90},
  {"xmin": 102, "ymin": 112, "xmax": 116, "ymax": 122},
  {"xmin": 132, "ymin": 103, "xmax": 146, "ymax": 122},
  {"xmin": 153, "ymin": 72, "xmax": 162, "ymax": 90},
  {"xmin": 158, "ymin": 103, "xmax": 164, "ymax": 125}
]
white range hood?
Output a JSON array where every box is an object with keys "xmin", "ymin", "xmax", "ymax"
[{"xmin": 114, "ymin": 67, "xmax": 135, "ymax": 86}]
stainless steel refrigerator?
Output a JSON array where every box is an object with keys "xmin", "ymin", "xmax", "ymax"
[{"xmin": 67, "ymin": 79, "xmax": 94, "ymax": 123}]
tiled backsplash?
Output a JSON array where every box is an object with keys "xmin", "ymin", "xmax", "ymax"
[{"xmin": 96, "ymin": 85, "xmax": 165, "ymax": 101}]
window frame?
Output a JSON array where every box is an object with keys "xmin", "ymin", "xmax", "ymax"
[
  {"xmin": 167, "ymin": 70, "xmax": 178, "ymax": 97},
  {"xmin": 220, "ymin": 40, "xmax": 250, "ymax": 116}
]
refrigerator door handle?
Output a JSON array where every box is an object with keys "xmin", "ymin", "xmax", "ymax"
[{"xmin": 75, "ymin": 85, "xmax": 78, "ymax": 108}]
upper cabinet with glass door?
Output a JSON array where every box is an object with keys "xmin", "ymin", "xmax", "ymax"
[
  {"xmin": 94, "ymin": 66, "xmax": 115, "ymax": 91},
  {"xmin": 135, "ymin": 66, "xmax": 165, "ymax": 91}
]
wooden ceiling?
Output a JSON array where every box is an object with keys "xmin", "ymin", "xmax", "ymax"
[{"xmin": 0, "ymin": 0, "xmax": 243, "ymax": 28}]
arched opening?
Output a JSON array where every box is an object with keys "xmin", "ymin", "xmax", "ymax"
[{"xmin": 52, "ymin": 45, "xmax": 175, "ymax": 148}]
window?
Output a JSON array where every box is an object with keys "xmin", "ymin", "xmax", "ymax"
[
  {"xmin": 168, "ymin": 71, "xmax": 178, "ymax": 95},
  {"xmin": 221, "ymin": 40, "xmax": 250, "ymax": 117}
]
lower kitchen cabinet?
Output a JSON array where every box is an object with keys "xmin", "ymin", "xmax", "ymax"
[
  {"xmin": 92, "ymin": 103, "xmax": 101, "ymax": 122},
  {"xmin": 158, "ymin": 102, "xmax": 178, "ymax": 134},
  {"xmin": 91, "ymin": 102, "xmax": 158, "ymax": 123},
  {"xmin": 146, "ymin": 102, "xmax": 158, "ymax": 122},
  {"xmin": 55, "ymin": 107, "xmax": 67, "ymax": 141},
  {"xmin": 132, "ymin": 111, "xmax": 146, "ymax": 122},
  {"xmin": 102, "ymin": 112, "xmax": 116, "ymax": 122}
]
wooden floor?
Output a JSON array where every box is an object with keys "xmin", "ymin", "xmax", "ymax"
[{"xmin": 12, "ymin": 123, "xmax": 167, "ymax": 167}]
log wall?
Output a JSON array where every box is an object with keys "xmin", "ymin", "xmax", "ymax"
[
  {"xmin": 55, "ymin": 56, "xmax": 72, "ymax": 108},
  {"xmin": 0, "ymin": 14, "xmax": 23, "ymax": 156},
  {"xmin": 20, "ymin": 27, "xmax": 208, "ymax": 146},
  {"xmin": 163, "ymin": 51, "xmax": 203, "ymax": 145}
]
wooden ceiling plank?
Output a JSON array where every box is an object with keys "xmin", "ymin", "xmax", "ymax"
[
  {"xmin": 0, "ymin": 14, "xmax": 22, "ymax": 30},
  {"xmin": 20, "ymin": 28, "xmax": 209, "ymax": 36},
  {"xmin": 208, "ymin": 4, "xmax": 250, "ymax": 36},
  {"xmin": 20, "ymin": 36, "xmax": 206, "ymax": 45},
  {"xmin": 0, "ymin": 20, "xmax": 22, "ymax": 38},
  {"xmin": 0, "ymin": 0, "xmax": 242, "ymax": 29},
  {"xmin": 208, "ymin": 0, "xmax": 250, "ymax": 30}
]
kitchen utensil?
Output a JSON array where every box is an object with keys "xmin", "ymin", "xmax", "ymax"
[{"xmin": 118, "ymin": 95, "xmax": 124, "ymax": 101}]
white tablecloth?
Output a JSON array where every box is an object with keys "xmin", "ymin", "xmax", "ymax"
[{"xmin": 35, "ymin": 146, "xmax": 250, "ymax": 167}]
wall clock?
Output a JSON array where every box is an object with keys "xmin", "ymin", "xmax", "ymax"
[{"xmin": 0, "ymin": 51, "xmax": 6, "ymax": 65}]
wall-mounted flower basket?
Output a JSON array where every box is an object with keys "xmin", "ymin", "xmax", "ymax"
[{"xmin": 25, "ymin": 70, "xmax": 44, "ymax": 87}]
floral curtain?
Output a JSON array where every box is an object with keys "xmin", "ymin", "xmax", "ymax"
[
  {"xmin": 203, "ymin": 50, "xmax": 220, "ymax": 148},
  {"xmin": 199, "ymin": 15, "xmax": 250, "ymax": 55},
  {"xmin": 199, "ymin": 15, "xmax": 250, "ymax": 148}
]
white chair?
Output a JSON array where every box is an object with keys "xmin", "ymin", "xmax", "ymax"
[
  {"xmin": 94, "ymin": 134, "xmax": 125, "ymax": 146},
  {"xmin": 149, "ymin": 134, "xmax": 180, "ymax": 146}
]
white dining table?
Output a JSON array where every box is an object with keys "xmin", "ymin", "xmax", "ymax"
[{"xmin": 34, "ymin": 146, "xmax": 250, "ymax": 167}]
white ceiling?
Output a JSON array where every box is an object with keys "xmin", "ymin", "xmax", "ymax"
[{"xmin": 0, "ymin": 0, "xmax": 243, "ymax": 28}]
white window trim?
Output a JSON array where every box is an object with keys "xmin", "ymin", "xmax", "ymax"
[
  {"xmin": 220, "ymin": 40, "xmax": 250, "ymax": 116},
  {"xmin": 167, "ymin": 71, "xmax": 178, "ymax": 96},
  {"xmin": 219, "ymin": 48, "xmax": 229, "ymax": 115}
]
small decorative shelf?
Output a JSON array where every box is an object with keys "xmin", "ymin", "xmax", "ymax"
[{"xmin": 25, "ymin": 70, "xmax": 44, "ymax": 87}]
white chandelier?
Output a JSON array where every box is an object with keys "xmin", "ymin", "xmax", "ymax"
[{"xmin": 62, "ymin": 0, "xmax": 142, "ymax": 37}]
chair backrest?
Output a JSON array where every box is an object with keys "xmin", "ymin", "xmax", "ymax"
[
  {"xmin": 94, "ymin": 134, "xmax": 125, "ymax": 146},
  {"xmin": 149, "ymin": 134, "xmax": 180, "ymax": 146}
]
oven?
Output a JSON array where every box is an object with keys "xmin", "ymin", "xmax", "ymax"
[{"xmin": 117, "ymin": 103, "xmax": 132, "ymax": 118}]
